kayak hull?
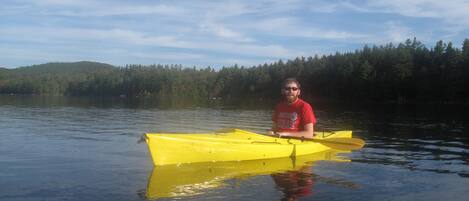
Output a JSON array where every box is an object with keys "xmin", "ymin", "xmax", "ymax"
[{"xmin": 145, "ymin": 129, "xmax": 353, "ymax": 166}]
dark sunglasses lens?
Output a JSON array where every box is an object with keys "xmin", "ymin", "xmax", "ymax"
[{"xmin": 284, "ymin": 87, "xmax": 298, "ymax": 91}]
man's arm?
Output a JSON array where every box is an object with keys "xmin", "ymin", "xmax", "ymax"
[
  {"xmin": 276, "ymin": 123, "xmax": 315, "ymax": 139},
  {"xmin": 268, "ymin": 122, "xmax": 278, "ymax": 135},
  {"xmin": 272, "ymin": 122, "xmax": 277, "ymax": 132}
]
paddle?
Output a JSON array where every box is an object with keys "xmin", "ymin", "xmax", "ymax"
[
  {"xmin": 278, "ymin": 136, "xmax": 365, "ymax": 150},
  {"xmin": 308, "ymin": 137, "xmax": 365, "ymax": 150}
]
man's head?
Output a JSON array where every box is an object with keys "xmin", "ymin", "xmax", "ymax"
[{"xmin": 281, "ymin": 78, "xmax": 301, "ymax": 103}]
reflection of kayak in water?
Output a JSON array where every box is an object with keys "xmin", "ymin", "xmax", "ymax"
[
  {"xmin": 145, "ymin": 149, "xmax": 350, "ymax": 199},
  {"xmin": 144, "ymin": 128, "xmax": 364, "ymax": 165}
]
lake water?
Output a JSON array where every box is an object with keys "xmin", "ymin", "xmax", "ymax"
[{"xmin": 1, "ymin": 96, "xmax": 468, "ymax": 201}]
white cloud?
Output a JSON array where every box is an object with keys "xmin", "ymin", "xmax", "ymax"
[
  {"xmin": 131, "ymin": 52, "xmax": 206, "ymax": 61},
  {"xmin": 308, "ymin": 1, "xmax": 340, "ymax": 13},
  {"xmin": 385, "ymin": 21, "xmax": 413, "ymax": 43},
  {"xmin": 32, "ymin": 0, "xmax": 94, "ymax": 7},
  {"xmin": 362, "ymin": 0, "xmax": 469, "ymax": 40},
  {"xmin": 0, "ymin": 27, "xmax": 194, "ymax": 48},
  {"xmin": 10, "ymin": 0, "xmax": 185, "ymax": 17},
  {"xmin": 304, "ymin": 0, "xmax": 469, "ymax": 44},
  {"xmin": 255, "ymin": 17, "xmax": 370, "ymax": 40},
  {"xmin": 214, "ymin": 43, "xmax": 302, "ymax": 58},
  {"xmin": 365, "ymin": 0, "xmax": 469, "ymax": 26},
  {"xmin": 0, "ymin": 25, "xmax": 300, "ymax": 63},
  {"xmin": 53, "ymin": 4, "xmax": 185, "ymax": 17},
  {"xmin": 199, "ymin": 20, "xmax": 255, "ymax": 42},
  {"xmin": 366, "ymin": 0, "xmax": 440, "ymax": 18}
]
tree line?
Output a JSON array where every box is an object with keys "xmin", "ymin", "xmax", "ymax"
[{"xmin": 1, "ymin": 38, "xmax": 469, "ymax": 104}]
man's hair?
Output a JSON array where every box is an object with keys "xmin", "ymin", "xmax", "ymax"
[{"xmin": 281, "ymin": 78, "xmax": 301, "ymax": 89}]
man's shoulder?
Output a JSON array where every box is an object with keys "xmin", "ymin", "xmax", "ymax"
[
  {"xmin": 275, "ymin": 101, "xmax": 284, "ymax": 108},
  {"xmin": 276, "ymin": 99, "xmax": 313, "ymax": 109},
  {"xmin": 297, "ymin": 98, "xmax": 312, "ymax": 107},
  {"xmin": 296, "ymin": 99, "xmax": 314, "ymax": 113}
]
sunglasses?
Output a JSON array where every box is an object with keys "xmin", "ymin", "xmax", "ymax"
[{"xmin": 284, "ymin": 87, "xmax": 299, "ymax": 91}]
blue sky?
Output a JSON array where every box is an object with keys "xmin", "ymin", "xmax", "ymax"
[{"xmin": 1, "ymin": 0, "xmax": 469, "ymax": 68}]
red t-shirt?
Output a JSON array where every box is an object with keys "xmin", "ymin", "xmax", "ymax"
[{"xmin": 272, "ymin": 98, "xmax": 316, "ymax": 132}]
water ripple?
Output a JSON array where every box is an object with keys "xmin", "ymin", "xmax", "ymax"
[{"xmin": 358, "ymin": 137, "xmax": 469, "ymax": 178}]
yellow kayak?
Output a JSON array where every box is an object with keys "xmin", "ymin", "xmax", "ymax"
[
  {"xmin": 144, "ymin": 129, "xmax": 358, "ymax": 166},
  {"xmin": 146, "ymin": 149, "xmax": 351, "ymax": 199}
]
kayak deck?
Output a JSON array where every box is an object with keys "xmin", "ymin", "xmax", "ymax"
[{"xmin": 144, "ymin": 129, "xmax": 353, "ymax": 166}]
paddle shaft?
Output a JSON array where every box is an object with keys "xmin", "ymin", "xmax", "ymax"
[{"xmin": 279, "ymin": 136, "xmax": 365, "ymax": 150}]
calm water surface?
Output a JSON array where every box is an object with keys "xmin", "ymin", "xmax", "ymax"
[{"xmin": 1, "ymin": 96, "xmax": 468, "ymax": 201}]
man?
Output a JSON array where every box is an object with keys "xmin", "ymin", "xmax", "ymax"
[{"xmin": 271, "ymin": 78, "xmax": 316, "ymax": 139}]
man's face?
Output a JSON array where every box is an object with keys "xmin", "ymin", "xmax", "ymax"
[{"xmin": 281, "ymin": 82, "xmax": 300, "ymax": 103}]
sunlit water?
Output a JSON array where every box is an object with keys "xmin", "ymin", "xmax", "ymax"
[{"xmin": 1, "ymin": 96, "xmax": 468, "ymax": 201}]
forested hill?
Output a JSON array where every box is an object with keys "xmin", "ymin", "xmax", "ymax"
[
  {"xmin": 0, "ymin": 61, "xmax": 116, "ymax": 95},
  {"xmin": 1, "ymin": 38, "xmax": 469, "ymax": 104},
  {"xmin": 11, "ymin": 61, "xmax": 114, "ymax": 75}
]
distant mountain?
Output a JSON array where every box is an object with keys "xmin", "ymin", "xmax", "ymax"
[
  {"xmin": 0, "ymin": 67, "xmax": 10, "ymax": 78},
  {"xmin": 11, "ymin": 61, "xmax": 116, "ymax": 75},
  {"xmin": 0, "ymin": 61, "xmax": 119, "ymax": 95}
]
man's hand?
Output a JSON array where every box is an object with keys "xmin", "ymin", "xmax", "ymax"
[
  {"xmin": 267, "ymin": 131, "xmax": 287, "ymax": 137},
  {"xmin": 275, "ymin": 132, "xmax": 291, "ymax": 138},
  {"xmin": 268, "ymin": 131, "xmax": 313, "ymax": 139}
]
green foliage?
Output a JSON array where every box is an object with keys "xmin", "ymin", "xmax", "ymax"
[{"xmin": 1, "ymin": 39, "xmax": 469, "ymax": 104}]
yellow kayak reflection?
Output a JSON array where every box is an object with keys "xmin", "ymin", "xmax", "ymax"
[{"xmin": 145, "ymin": 149, "xmax": 350, "ymax": 199}]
